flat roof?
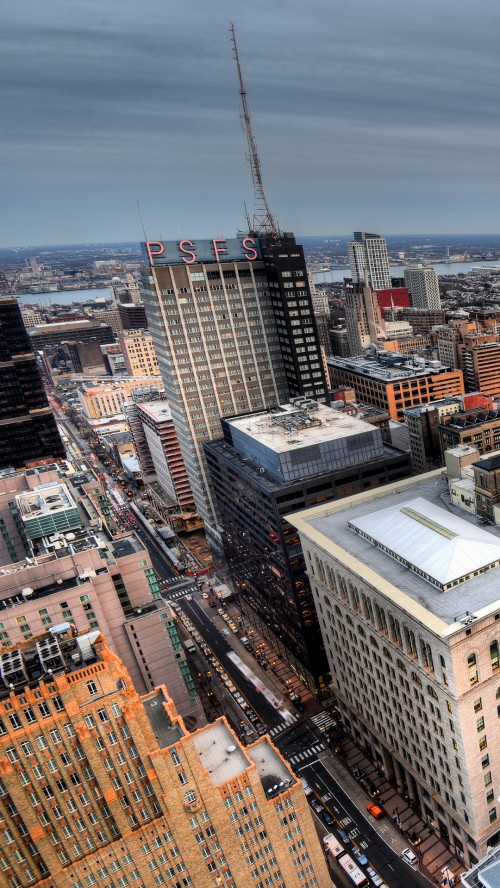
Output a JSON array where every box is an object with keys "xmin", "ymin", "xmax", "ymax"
[
  {"xmin": 143, "ymin": 689, "xmax": 183, "ymax": 748},
  {"xmin": 226, "ymin": 403, "xmax": 377, "ymax": 453},
  {"xmin": 328, "ymin": 355, "xmax": 451, "ymax": 383},
  {"xmin": 137, "ymin": 401, "xmax": 172, "ymax": 422},
  {"xmin": 192, "ymin": 720, "xmax": 248, "ymax": 785},
  {"xmin": 246, "ymin": 739, "xmax": 296, "ymax": 798},
  {"xmin": 290, "ymin": 473, "xmax": 500, "ymax": 629},
  {"xmin": 16, "ymin": 482, "xmax": 77, "ymax": 518},
  {"xmin": 348, "ymin": 496, "xmax": 500, "ymax": 590}
]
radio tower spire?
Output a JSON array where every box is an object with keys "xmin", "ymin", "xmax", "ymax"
[{"xmin": 230, "ymin": 22, "xmax": 281, "ymax": 238}]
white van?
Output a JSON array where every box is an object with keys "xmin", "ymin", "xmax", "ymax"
[{"xmin": 300, "ymin": 777, "xmax": 312, "ymax": 796}]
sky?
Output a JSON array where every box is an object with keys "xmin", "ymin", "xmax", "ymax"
[{"xmin": 2, "ymin": 0, "xmax": 500, "ymax": 246}]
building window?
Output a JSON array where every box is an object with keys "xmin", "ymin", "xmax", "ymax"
[
  {"xmin": 468, "ymin": 653, "xmax": 478, "ymax": 686},
  {"xmin": 491, "ymin": 641, "xmax": 499, "ymax": 671}
]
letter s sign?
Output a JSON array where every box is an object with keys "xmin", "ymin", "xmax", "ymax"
[
  {"xmin": 242, "ymin": 237, "xmax": 258, "ymax": 261},
  {"xmin": 179, "ymin": 240, "xmax": 196, "ymax": 264}
]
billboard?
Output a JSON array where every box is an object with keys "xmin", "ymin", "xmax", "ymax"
[{"xmin": 141, "ymin": 237, "xmax": 262, "ymax": 267}]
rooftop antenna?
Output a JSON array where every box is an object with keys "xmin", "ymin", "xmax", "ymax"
[
  {"xmin": 137, "ymin": 200, "xmax": 148, "ymax": 241},
  {"xmin": 230, "ymin": 22, "xmax": 281, "ymax": 238}
]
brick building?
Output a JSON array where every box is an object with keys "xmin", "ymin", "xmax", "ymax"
[{"xmin": 0, "ymin": 631, "xmax": 329, "ymax": 888}]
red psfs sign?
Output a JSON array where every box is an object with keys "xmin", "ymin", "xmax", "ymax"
[{"xmin": 142, "ymin": 237, "xmax": 261, "ymax": 267}]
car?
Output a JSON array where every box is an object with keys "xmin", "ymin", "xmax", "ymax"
[
  {"xmin": 409, "ymin": 831, "xmax": 422, "ymax": 846},
  {"xmin": 367, "ymin": 803, "xmax": 384, "ymax": 820},
  {"xmin": 352, "ymin": 848, "xmax": 368, "ymax": 866},
  {"xmin": 217, "ymin": 608, "xmax": 225, "ymax": 616},
  {"xmin": 254, "ymin": 722, "xmax": 267, "ymax": 735},
  {"xmin": 401, "ymin": 848, "xmax": 418, "ymax": 867},
  {"xmin": 247, "ymin": 710, "xmax": 259, "ymax": 722},
  {"xmin": 310, "ymin": 798, "xmax": 324, "ymax": 813},
  {"xmin": 201, "ymin": 593, "xmax": 209, "ymax": 599},
  {"xmin": 337, "ymin": 829, "xmax": 350, "ymax": 844},
  {"xmin": 320, "ymin": 809, "xmax": 334, "ymax": 826},
  {"xmin": 300, "ymin": 778, "xmax": 312, "ymax": 796}
]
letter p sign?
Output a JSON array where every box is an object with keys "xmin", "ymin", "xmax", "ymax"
[{"xmin": 146, "ymin": 241, "xmax": 165, "ymax": 265}]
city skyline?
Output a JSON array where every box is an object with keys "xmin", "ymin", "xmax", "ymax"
[{"xmin": 2, "ymin": 0, "xmax": 500, "ymax": 246}]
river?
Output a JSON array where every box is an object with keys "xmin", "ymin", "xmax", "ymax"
[{"xmin": 313, "ymin": 259, "xmax": 500, "ymax": 285}]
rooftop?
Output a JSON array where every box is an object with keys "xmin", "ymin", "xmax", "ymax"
[
  {"xmin": 137, "ymin": 401, "xmax": 173, "ymax": 423},
  {"xmin": 192, "ymin": 720, "xmax": 248, "ymax": 785},
  {"xmin": 474, "ymin": 455, "xmax": 500, "ymax": 472},
  {"xmin": 226, "ymin": 402, "xmax": 377, "ymax": 453},
  {"xmin": 16, "ymin": 482, "xmax": 78, "ymax": 519},
  {"xmin": 348, "ymin": 496, "xmax": 500, "ymax": 591},
  {"xmin": 328, "ymin": 354, "xmax": 452, "ymax": 383},
  {"xmin": 290, "ymin": 472, "xmax": 500, "ymax": 631},
  {"xmin": 246, "ymin": 739, "xmax": 296, "ymax": 799},
  {"xmin": 461, "ymin": 847, "xmax": 500, "ymax": 888},
  {"xmin": 143, "ymin": 689, "xmax": 183, "ymax": 748}
]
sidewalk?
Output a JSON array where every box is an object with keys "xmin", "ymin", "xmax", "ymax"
[{"xmin": 328, "ymin": 734, "xmax": 465, "ymax": 886}]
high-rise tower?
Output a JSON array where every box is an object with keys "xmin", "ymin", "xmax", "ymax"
[
  {"xmin": 0, "ymin": 296, "xmax": 65, "ymax": 469},
  {"xmin": 347, "ymin": 231, "xmax": 391, "ymax": 290},
  {"xmin": 141, "ymin": 29, "xmax": 327, "ymax": 546},
  {"xmin": 404, "ymin": 264, "xmax": 441, "ymax": 309}
]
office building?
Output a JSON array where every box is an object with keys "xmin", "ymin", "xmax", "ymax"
[
  {"xmin": 21, "ymin": 308, "xmax": 44, "ymax": 328},
  {"xmin": 66, "ymin": 340, "xmax": 108, "ymax": 376},
  {"xmin": 78, "ymin": 377, "xmax": 163, "ymax": 421},
  {"xmin": 204, "ymin": 402, "xmax": 411, "ymax": 692},
  {"xmin": 0, "ymin": 460, "xmax": 204, "ymax": 724},
  {"xmin": 118, "ymin": 301, "xmax": 148, "ymax": 330},
  {"xmin": 87, "ymin": 305, "xmax": 123, "ymax": 335},
  {"xmin": 404, "ymin": 398, "xmax": 464, "ymax": 474},
  {"xmin": 328, "ymin": 353, "xmax": 465, "ymax": 421},
  {"xmin": 464, "ymin": 342, "xmax": 500, "ymax": 399},
  {"xmin": 118, "ymin": 328, "xmax": 160, "ymax": 377},
  {"xmin": 439, "ymin": 406, "xmax": 500, "ymax": 457},
  {"xmin": 126, "ymin": 400, "xmax": 201, "ymax": 533},
  {"xmin": 0, "ymin": 630, "xmax": 329, "ymax": 888},
  {"xmin": 0, "ymin": 296, "xmax": 65, "ymax": 470},
  {"xmin": 140, "ymin": 237, "xmax": 291, "ymax": 544},
  {"xmin": 347, "ymin": 231, "xmax": 391, "ymax": 290},
  {"xmin": 404, "ymin": 264, "xmax": 441, "ymax": 309},
  {"xmin": 384, "ymin": 306, "xmax": 445, "ymax": 335},
  {"xmin": 28, "ymin": 320, "xmax": 114, "ymax": 350},
  {"xmin": 290, "ymin": 472, "xmax": 500, "ymax": 864}
]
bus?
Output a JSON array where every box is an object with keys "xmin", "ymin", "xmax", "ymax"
[{"xmin": 337, "ymin": 853, "xmax": 368, "ymax": 886}]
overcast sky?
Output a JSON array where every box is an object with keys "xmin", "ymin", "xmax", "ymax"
[{"xmin": 2, "ymin": 0, "xmax": 500, "ymax": 246}]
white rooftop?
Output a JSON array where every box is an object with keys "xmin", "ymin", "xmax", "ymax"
[
  {"xmin": 349, "ymin": 496, "xmax": 500, "ymax": 590},
  {"xmin": 227, "ymin": 403, "xmax": 376, "ymax": 453},
  {"xmin": 192, "ymin": 721, "xmax": 248, "ymax": 785},
  {"xmin": 137, "ymin": 401, "xmax": 172, "ymax": 422}
]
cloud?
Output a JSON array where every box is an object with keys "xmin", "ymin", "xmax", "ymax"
[{"xmin": 1, "ymin": 0, "xmax": 500, "ymax": 245}]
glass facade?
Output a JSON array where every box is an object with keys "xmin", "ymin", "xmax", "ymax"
[
  {"xmin": 0, "ymin": 298, "xmax": 65, "ymax": 469},
  {"xmin": 205, "ymin": 437, "xmax": 411, "ymax": 693}
]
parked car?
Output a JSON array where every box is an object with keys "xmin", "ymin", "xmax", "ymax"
[
  {"xmin": 320, "ymin": 809, "xmax": 334, "ymax": 826},
  {"xmin": 352, "ymin": 848, "xmax": 368, "ymax": 866},
  {"xmin": 401, "ymin": 848, "xmax": 418, "ymax": 867},
  {"xmin": 254, "ymin": 722, "xmax": 267, "ymax": 736},
  {"xmin": 310, "ymin": 798, "xmax": 324, "ymax": 814}
]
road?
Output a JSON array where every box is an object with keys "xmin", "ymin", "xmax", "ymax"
[
  {"xmin": 178, "ymin": 596, "xmax": 290, "ymax": 731},
  {"xmin": 273, "ymin": 721, "xmax": 431, "ymax": 888}
]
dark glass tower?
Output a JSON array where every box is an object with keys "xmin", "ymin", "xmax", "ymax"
[
  {"xmin": 259, "ymin": 233, "xmax": 328, "ymax": 403},
  {"xmin": 0, "ymin": 297, "xmax": 65, "ymax": 469}
]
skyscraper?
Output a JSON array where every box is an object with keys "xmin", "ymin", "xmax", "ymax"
[
  {"xmin": 140, "ymin": 237, "xmax": 290, "ymax": 545},
  {"xmin": 347, "ymin": 231, "xmax": 392, "ymax": 290},
  {"xmin": 0, "ymin": 296, "xmax": 65, "ymax": 469},
  {"xmin": 404, "ymin": 263, "xmax": 441, "ymax": 309},
  {"xmin": 0, "ymin": 628, "xmax": 330, "ymax": 887}
]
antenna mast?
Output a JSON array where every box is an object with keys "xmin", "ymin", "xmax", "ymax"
[{"xmin": 230, "ymin": 22, "xmax": 280, "ymax": 238}]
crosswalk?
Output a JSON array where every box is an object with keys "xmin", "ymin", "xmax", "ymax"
[
  {"xmin": 310, "ymin": 711, "xmax": 338, "ymax": 733},
  {"xmin": 269, "ymin": 716, "xmax": 299, "ymax": 738},
  {"xmin": 288, "ymin": 743, "xmax": 325, "ymax": 765}
]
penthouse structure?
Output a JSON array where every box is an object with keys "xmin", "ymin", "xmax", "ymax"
[
  {"xmin": 290, "ymin": 472, "xmax": 500, "ymax": 864},
  {"xmin": 328, "ymin": 354, "xmax": 465, "ymax": 421},
  {"xmin": 204, "ymin": 401, "xmax": 410, "ymax": 692},
  {"xmin": 0, "ymin": 631, "xmax": 329, "ymax": 887}
]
